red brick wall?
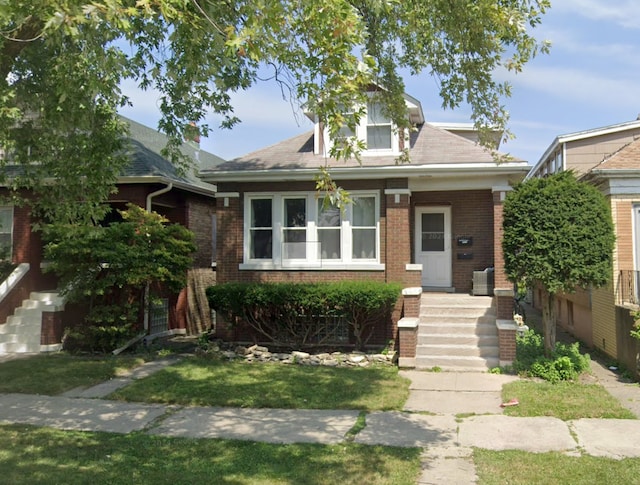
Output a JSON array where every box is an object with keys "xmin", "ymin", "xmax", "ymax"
[
  {"xmin": 186, "ymin": 196, "xmax": 214, "ymax": 268},
  {"xmin": 41, "ymin": 311, "xmax": 64, "ymax": 345},
  {"xmin": 412, "ymin": 190, "xmax": 494, "ymax": 292}
]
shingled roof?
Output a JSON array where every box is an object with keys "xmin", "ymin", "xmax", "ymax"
[
  {"xmin": 121, "ymin": 117, "xmax": 222, "ymax": 195},
  {"xmin": 591, "ymin": 137, "xmax": 640, "ymax": 171},
  {"xmin": 201, "ymin": 121, "xmax": 525, "ymax": 183}
]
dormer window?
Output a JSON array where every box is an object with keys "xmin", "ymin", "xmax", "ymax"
[
  {"xmin": 366, "ymin": 102, "xmax": 392, "ymax": 150},
  {"xmin": 308, "ymin": 91, "xmax": 424, "ymax": 157}
]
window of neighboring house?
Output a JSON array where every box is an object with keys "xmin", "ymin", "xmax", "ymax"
[
  {"xmin": 0, "ymin": 206, "xmax": 13, "ymax": 260},
  {"xmin": 249, "ymin": 198, "xmax": 273, "ymax": 259},
  {"xmin": 366, "ymin": 102, "xmax": 392, "ymax": 150},
  {"xmin": 243, "ymin": 192, "xmax": 381, "ymax": 269}
]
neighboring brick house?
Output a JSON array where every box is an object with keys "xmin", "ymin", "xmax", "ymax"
[
  {"xmin": 528, "ymin": 119, "xmax": 640, "ymax": 375},
  {"xmin": 200, "ymin": 93, "xmax": 530, "ymax": 353},
  {"xmin": 0, "ymin": 117, "xmax": 221, "ymax": 350}
]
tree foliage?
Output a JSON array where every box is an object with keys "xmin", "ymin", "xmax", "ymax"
[
  {"xmin": 1, "ymin": 0, "xmax": 550, "ymax": 222},
  {"xmin": 502, "ymin": 171, "xmax": 615, "ymax": 353},
  {"xmin": 43, "ymin": 204, "xmax": 196, "ymax": 332}
]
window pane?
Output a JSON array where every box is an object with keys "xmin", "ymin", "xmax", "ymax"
[
  {"xmin": 319, "ymin": 229, "xmax": 341, "ymax": 259},
  {"xmin": 283, "ymin": 229, "xmax": 306, "ymax": 259},
  {"xmin": 421, "ymin": 213, "xmax": 444, "ymax": 251},
  {"xmin": 0, "ymin": 208, "xmax": 11, "ymax": 233},
  {"xmin": 318, "ymin": 202, "xmax": 340, "ymax": 227},
  {"xmin": 251, "ymin": 199, "xmax": 272, "ymax": 227},
  {"xmin": 285, "ymin": 198, "xmax": 306, "ymax": 227},
  {"xmin": 250, "ymin": 229, "xmax": 272, "ymax": 259},
  {"xmin": 366, "ymin": 126, "xmax": 392, "ymax": 149},
  {"xmin": 423, "ymin": 213, "xmax": 444, "ymax": 232},
  {"xmin": 367, "ymin": 102, "xmax": 388, "ymax": 124},
  {"xmin": 353, "ymin": 228, "xmax": 376, "ymax": 259},
  {"xmin": 353, "ymin": 197, "xmax": 375, "ymax": 226},
  {"xmin": 250, "ymin": 199, "xmax": 272, "ymax": 259}
]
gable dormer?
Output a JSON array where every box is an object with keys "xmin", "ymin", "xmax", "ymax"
[{"xmin": 306, "ymin": 92, "xmax": 424, "ymax": 158}]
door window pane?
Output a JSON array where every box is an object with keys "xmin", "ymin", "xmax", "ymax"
[{"xmin": 421, "ymin": 213, "xmax": 445, "ymax": 252}]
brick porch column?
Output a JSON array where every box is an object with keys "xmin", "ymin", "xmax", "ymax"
[{"xmin": 492, "ymin": 186, "xmax": 518, "ymax": 364}]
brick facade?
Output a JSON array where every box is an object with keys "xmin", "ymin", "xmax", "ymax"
[{"xmin": 411, "ymin": 189, "xmax": 495, "ymax": 293}]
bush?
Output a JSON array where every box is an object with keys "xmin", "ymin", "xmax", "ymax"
[
  {"xmin": 206, "ymin": 281, "xmax": 402, "ymax": 349},
  {"xmin": 513, "ymin": 329, "xmax": 590, "ymax": 383}
]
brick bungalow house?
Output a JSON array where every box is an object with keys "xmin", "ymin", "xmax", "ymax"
[
  {"xmin": 527, "ymin": 119, "xmax": 640, "ymax": 375},
  {"xmin": 200, "ymin": 93, "xmax": 530, "ymax": 369},
  {"xmin": 0, "ymin": 117, "xmax": 221, "ymax": 353}
]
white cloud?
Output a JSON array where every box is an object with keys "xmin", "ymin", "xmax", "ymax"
[
  {"xmin": 552, "ymin": 0, "xmax": 640, "ymax": 29},
  {"xmin": 503, "ymin": 65, "xmax": 640, "ymax": 112}
]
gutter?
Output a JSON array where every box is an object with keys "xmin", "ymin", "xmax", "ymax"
[
  {"xmin": 200, "ymin": 162, "xmax": 531, "ymax": 184},
  {"xmin": 146, "ymin": 182, "xmax": 173, "ymax": 211}
]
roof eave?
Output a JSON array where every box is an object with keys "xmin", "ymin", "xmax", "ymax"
[
  {"xmin": 200, "ymin": 162, "xmax": 530, "ymax": 183},
  {"xmin": 118, "ymin": 175, "xmax": 217, "ymax": 197}
]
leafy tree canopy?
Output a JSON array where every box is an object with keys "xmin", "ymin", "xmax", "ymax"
[
  {"xmin": 502, "ymin": 171, "xmax": 615, "ymax": 353},
  {"xmin": 1, "ymin": 0, "xmax": 550, "ymax": 223}
]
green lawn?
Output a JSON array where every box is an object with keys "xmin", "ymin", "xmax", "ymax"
[
  {"xmin": 0, "ymin": 424, "xmax": 421, "ymax": 485},
  {"xmin": 109, "ymin": 357, "xmax": 410, "ymax": 411},
  {"xmin": 501, "ymin": 380, "xmax": 636, "ymax": 420},
  {"xmin": 475, "ymin": 449, "xmax": 640, "ymax": 484},
  {"xmin": 0, "ymin": 353, "xmax": 149, "ymax": 395}
]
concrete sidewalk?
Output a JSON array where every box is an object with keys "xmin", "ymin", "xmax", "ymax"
[{"xmin": 0, "ymin": 357, "xmax": 639, "ymax": 484}]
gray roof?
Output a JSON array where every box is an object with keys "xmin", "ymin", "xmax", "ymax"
[
  {"xmin": 203, "ymin": 122, "xmax": 521, "ymax": 178},
  {"xmin": 121, "ymin": 117, "xmax": 223, "ymax": 195}
]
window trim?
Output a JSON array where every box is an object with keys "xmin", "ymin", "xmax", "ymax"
[
  {"xmin": 323, "ymin": 98, "xmax": 403, "ymax": 157},
  {"xmin": 241, "ymin": 191, "xmax": 383, "ymax": 271}
]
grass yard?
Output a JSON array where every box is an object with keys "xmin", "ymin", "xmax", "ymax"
[
  {"xmin": 0, "ymin": 424, "xmax": 421, "ymax": 485},
  {"xmin": 0, "ymin": 353, "xmax": 149, "ymax": 395},
  {"xmin": 475, "ymin": 449, "xmax": 640, "ymax": 484},
  {"xmin": 109, "ymin": 357, "xmax": 410, "ymax": 411},
  {"xmin": 501, "ymin": 380, "xmax": 636, "ymax": 420}
]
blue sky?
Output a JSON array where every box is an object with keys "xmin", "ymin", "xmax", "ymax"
[{"xmin": 119, "ymin": 1, "xmax": 640, "ymax": 167}]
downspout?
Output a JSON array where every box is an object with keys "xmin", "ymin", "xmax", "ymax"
[{"xmin": 144, "ymin": 182, "xmax": 173, "ymax": 332}]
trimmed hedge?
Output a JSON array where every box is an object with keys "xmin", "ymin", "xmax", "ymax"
[{"xmin": 206, "ymin": 281, "xmax": 402, "ymax": 349}]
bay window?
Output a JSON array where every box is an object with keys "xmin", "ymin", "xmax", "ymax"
[{"xmin": 243, "ymin": 192, "xmax": 381, "ymax": 269}]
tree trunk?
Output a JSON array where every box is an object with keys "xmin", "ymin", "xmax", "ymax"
[{"xmin": 541, "ymin": 289, "xmax": 557, "ymax": 357}]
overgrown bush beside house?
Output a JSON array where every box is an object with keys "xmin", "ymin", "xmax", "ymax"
[
  {"xmin": 206, "ymin": 281, "xmax": 402, "ymax": 350},
  {"xmin": 43, "ymin": 205, "xmax": 196, "ymax": 352},
  {"xmin": 513, "ymin": 329, "xmax": 590, "ymax": 383}
]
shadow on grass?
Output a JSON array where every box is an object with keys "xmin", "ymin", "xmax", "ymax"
[{"xmin": 0, "ymin": 424, "xmax": 421, "ymax": 485}]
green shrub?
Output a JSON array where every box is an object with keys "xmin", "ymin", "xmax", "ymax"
[
  {"xmin": 206, "ymin": 281, "xmax": 402, "ymax": 349},
  {"xmin": 513, "ymin": 329, "xmax": 590, "ymax": 383}
]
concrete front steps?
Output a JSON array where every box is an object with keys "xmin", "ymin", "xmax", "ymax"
[
  {"xmin": 0, "ymin": 292, "xmax": 64, "ymax": 353},
  {"xmin": 416, "ymin": 292, "xmax": 499, "ymax": 371}
]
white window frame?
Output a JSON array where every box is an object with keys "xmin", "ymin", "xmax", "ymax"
[
  {"xmin": 322, "ymin": 97, "xmax": 403, "ymax": 157},
  {"xmin": 241, "ymin": 191, "xmax": 383, "ymax": 271},
  {"xmin": 0, "ymin": 206, "xmax": 13, "ymax": 261}
]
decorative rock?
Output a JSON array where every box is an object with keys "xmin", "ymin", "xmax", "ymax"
[
  {"xmin": 235, "ymin": 346, "xmax": 251, "ymax": 355},
  {"xmin": 291, "ymin": 351, "xmax": 310, "ymax": 360},
  {"xmin": 322, "ymin": 359, "xmax": 339, "ymax": 367},
  {"xmin": 349, "ymin": 355, "xmax": 366, "ymax": 364}
]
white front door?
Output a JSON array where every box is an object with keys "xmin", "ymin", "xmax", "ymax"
[{"xmin": 415, "ymin": 207, "xmax": 452, "ymax": 288}]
